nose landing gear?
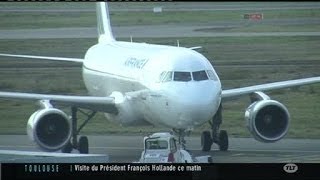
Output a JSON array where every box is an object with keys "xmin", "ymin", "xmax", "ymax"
[{"xmin": 172, "ymin": 129, "xmax": 191, "ymax": 150}]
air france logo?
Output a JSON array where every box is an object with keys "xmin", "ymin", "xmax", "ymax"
[{"xmin": 283, "ymin": 163, "xmax": 298, "ymax": 173}]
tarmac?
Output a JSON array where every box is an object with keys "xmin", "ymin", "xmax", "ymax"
[{"xmin": 0, "ymin": 135, "xmax": 320, "ymax": 163}]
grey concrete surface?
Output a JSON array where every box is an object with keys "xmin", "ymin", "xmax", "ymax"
[
  {"xmin": 1, "ymin": 26, "xmax": 320, "ymax": 39},
  {"xmin": 1, "ymin": 2, "xmax": 319, "ymax": 12},
  {"xmin": 0, "ymin": 135, "xmax": 320, "ymax": 163},
  {"xmin": 0, "ymin": 2, "xmax": 319, "ymax": 39}
]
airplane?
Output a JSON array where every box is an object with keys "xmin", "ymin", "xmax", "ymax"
[{"xmin": 0, "ymin": 2, "xmax": 319, "ymax": 154}]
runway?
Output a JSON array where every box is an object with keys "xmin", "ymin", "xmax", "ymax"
[
  {"xmin": 0, "ymin": 135, "xmax": 320, "ymax": 163},
  {"xmin": 1, "ymin": 27, "xmax": 320, "ymax": 39},
  {"xmin": 1, "ymin": 2, "xmax": 319, "ymax": 12},
  {"xmin": 1, "ymin": 2, "xmax": 319, "ymax": 39}
]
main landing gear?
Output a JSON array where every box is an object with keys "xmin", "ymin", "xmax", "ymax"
[
  {"xmin": 201, "ymin": 104, "xmax": 229, "ymax": 152},
  {"xmin": 61, "ymin": 107, "xmax": 96, "ymax": 154}
]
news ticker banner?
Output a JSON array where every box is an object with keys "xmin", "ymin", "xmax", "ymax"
[{"xmin": 1, "ymin": 163, "xmax": 319, "ymax": 180}]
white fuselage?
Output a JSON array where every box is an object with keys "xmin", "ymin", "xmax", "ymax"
[{"xmin": 82, "ymin": 41, "xmax": 222, "ymax": 130}]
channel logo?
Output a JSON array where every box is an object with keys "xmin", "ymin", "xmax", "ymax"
[{"xmin": 283, "ymin": 163, "xmax": 298, "ymax": 173}]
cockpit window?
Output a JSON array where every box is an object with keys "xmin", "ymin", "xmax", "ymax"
[
  {"xmin": 206, "ymin": 70, "xmax": 218, "ymax": 81},
  {"xmin": 158, "ymin": 71, "xmax": 173, "ymax": 82},
  {"xmin": 173, "ymin": 71, "xmax": 192, "ymax": 82},
  {"xmin": 158, "ymin": 70, "xmax": 216, "ymax": 83},
  {"xmin": 192, "ymin": 70, "xmax": 208, "ymax": 81}
]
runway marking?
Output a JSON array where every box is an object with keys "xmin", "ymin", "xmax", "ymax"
[{"xmin": 231, "ymin": 153, "xmax": 245, "ymax": 156}]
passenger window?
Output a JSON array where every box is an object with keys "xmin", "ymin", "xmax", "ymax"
[
  {"xmin": 206, "ymin": 70, "xmax": 218, "ymax": 81},
  {"xmin": 174, "ymin": 71, "xmax": 191, "ymax": 82},
  {"xmin": 192, "ymin": 70, "xmax": 208, "ymax": 81}
]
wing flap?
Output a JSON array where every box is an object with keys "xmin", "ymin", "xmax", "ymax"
[
  {"xmin": 0, "ymin": 91, "xmax": 117, "ymax": 114},
  {"xmin": 222, "ymin": 77, "xmax": 320, "ymax": 99}
]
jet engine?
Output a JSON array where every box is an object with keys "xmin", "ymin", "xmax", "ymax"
[
  {"xmin": 27, "ymin": 108, "xmax": 72, "ymax": 151},
  {"xmin": 245, "ymin": 92, "xmax": 290, "ymax": 143}
]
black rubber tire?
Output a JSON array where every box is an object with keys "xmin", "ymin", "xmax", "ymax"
[
  {"xmin": 201, "ymin": 131, "xmax": 212, "ymax": 152},
  {"xmin": 218, "ymin": 130, "xmax": 229, "ymax": 151},
  {"xmin": 78, "ymin": 136, "xmax": 89, "ymax": 154},
  {"xmin": 61, "ymin": 141, "xmax": 73, "ymax": 153}
]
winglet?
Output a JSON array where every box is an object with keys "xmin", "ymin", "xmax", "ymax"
[{"xmin": 96, "ymin": 2, "xmax": 115, "ymax": 43}]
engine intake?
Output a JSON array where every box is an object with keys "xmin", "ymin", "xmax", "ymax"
[
  {"xmin": 245, "ymin": 99, "xmax": 290, "ymax": 143},
  {"xmin": 27, "ymin": 108, "xmax": 72, "ymax": 151}
]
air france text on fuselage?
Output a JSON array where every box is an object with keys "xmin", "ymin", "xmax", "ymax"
[{"xmin": 124, "ymin": 57, "xmax": 149, "ymax": 69}]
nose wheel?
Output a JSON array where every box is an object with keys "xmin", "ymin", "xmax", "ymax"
[{"xmin": 173, "ymin": 129, "xmax": 190, "ymax": 150}]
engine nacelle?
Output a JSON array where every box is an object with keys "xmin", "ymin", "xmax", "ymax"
[
  {"xmin": 27, "ymin": 108, "xmax": 72, "ymax": 151},
  {"xmin": 245, "ymin": 99, "xmax": 290, "ymax": 143}
]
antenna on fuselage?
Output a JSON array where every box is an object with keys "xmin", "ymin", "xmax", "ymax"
[
  {"xmin": 177, "ymin": 40, "xmax": 180, "ymax": 47},
  {"xmin": 130, "ymin": 35, "xmax": 133, "ymax": 42}
]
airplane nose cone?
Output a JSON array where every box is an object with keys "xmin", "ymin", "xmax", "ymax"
[
  {"xmin": 173, "ymin": 82, "xmax": 220, "ymax": 105},
  {"xmin": 169, "ymin": 82, "xmax": 221, "ymax": 128}
]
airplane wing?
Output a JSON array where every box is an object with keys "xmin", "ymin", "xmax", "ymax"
[
  {"xmin": 222, "ymin": 76, "xmax": 320, "ymax": 99},
  {"xmin": 0, "ymin": 91, "xmax": 118, "ymax": 114},
  {"xmin": 0, "ymin": 53, "xmax": 83, "ymax": 63}
]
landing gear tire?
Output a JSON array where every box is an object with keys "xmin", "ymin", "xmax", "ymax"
[
  {"xmin": 78, "ymin": 136, "xmax": 89, "ymax": 154},
  {"xmin": 201, "ymin": 131, "xmax": 212, "ymax": 152},
  {"xmin": 61, "ymin": 141, "xmax": 73, "ymax": 153},
  {"xmin": 218, "ymin": 130, "xmax": 228, "ymax": 151}
]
